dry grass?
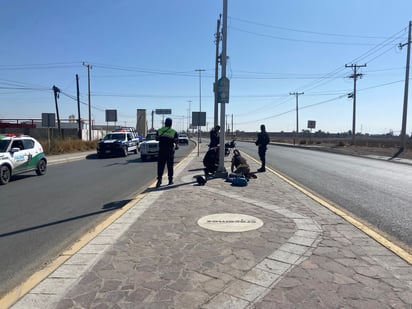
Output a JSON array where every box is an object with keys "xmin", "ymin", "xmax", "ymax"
[{"xmin": 38, "ymin": 138, "xmax": 97, "ymax": 155}]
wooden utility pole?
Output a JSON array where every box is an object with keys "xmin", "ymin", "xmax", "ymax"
[
  {"xmin": 399, "ymin": 21, "xmax": 411, "ymax": 151},
  {"xmin": 346, "ymin": 63, "xmax": 366, "ymax": 145},
  {"xmin": 52, "ymin": 85, "xmax": 61, "ymax": 137}
]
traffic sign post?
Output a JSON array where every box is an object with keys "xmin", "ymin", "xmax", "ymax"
[{"xmin": 42, "ymin": 113, "xmax": 55, "ymax": 153}]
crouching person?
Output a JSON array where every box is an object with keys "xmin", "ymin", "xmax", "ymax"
[
  {"xmin": 203, "ymin": 146, "xmax": 219, "ymax": 176},
  {"xmin": 231, "ymin": 150, "xmax": 250, "ymax": 177}
]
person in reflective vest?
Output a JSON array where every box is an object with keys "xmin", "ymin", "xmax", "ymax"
[{"xmin": 156, "ymin": 118, "xmax": 179, "ymax": 188}]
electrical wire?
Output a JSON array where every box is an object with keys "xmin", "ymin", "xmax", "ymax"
[{"xmin": 229, "ymin": 16, "xmax": 390, "ymax": 40}]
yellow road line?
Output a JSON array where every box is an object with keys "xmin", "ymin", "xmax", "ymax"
[
  {"xmin": 245, "ymin": 153, "xmax": 412, "ymax": 265},
  {"xmin": 1, "ymin": 146, "xmax": 197, "ymax": 308},
  {"xmin": 0, "ymin": 194, "xmax": 145, "ymax": 309}
]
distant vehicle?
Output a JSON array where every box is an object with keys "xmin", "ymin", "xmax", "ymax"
[
  {"xmin": 97, "ymin": 131, "xmax": 138, "ymax": 158},
  {"xmin": 178, "ymin": 134, "xmax": 189, "ymax": 145},
  {"xmin": 139, "ymin": 132, "xmax": 159, "ymax": 161},
  {"xmin": 0, "ymin": 134, "xmax": 47, "ymax": 185}
]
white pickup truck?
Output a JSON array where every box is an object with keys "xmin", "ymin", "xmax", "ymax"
[{"xmin": 139, "ymin": 132, "xmax": 159, "ymax": 161}]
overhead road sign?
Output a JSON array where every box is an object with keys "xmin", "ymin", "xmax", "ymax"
[{"xmin": 155, "ymin": 109, "xmax": 172, "ymax": 115}]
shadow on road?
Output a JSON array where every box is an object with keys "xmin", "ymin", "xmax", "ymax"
[{"xmin": 0, "ymin": 200, "xmax": 131, "ymax": 238}]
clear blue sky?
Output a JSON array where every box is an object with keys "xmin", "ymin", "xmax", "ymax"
[{"xmin": 1, "ymin": 0, "xmax": 412, "ymax": 135}]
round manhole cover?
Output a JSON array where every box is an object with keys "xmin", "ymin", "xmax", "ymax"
[{"xmin": 197, "ymin": 213, "xmax": 264, "ymax": 232}]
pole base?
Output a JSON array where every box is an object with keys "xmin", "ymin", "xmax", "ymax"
[{"xmin": 214, "ymin": 169, "xmax": 228, "ymax": 179}]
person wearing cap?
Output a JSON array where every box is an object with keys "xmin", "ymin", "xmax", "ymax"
[
  {"xmin": 156, "ymin": 118, "xmax": 179, "ymax": 188},
  {"xmin": 255, "ymin": 124, "xmax": 270, "ymax": 172},
  {"xmin": 209, "ymin": 125, "xmax": 220, "ymax": 148}
]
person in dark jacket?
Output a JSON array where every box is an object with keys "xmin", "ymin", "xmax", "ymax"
[
  {"xmin": 203, "ymin": 146, "xmax": 219, "ymax": 176},
  {"xmin": 209, "ymin": 125, "xmax": 220, "ymax": 148},
  {"xmin": 156, "ymin": 118, "xmax": 178, "ymax": 188},
  {"xmin": 255, "ymin": 124, "xmax": 270, "ymax": 172}
]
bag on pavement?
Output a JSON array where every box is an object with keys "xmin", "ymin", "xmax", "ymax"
[{"xmin": 231, "ymin": 176, "xmax": 248, "ymax": 187}]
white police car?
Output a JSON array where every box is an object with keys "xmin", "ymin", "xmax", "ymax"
[
  {"xmin": 97, "ymin": 131, "xmax": 139, "ymax": 158},
  {"xmin": 0, "ymin": 134, "xmax": 47, "ymax": 185}
]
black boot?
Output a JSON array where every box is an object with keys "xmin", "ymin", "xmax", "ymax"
[{"xmin": 156, "ymin": 179, "xmax": 162, "ymax": 188}]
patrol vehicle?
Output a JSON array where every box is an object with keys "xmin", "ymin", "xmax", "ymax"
[
  {"xmin": 97, "ymin": 131, "xmax": 138, "ymax": 158},
  {"xmin": 0, "ymin": 134, "xmax": 47, "ymax": 185}
]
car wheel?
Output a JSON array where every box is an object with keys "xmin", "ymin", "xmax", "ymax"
[
  {"xmin": 122, "ymin": 147, "xmax": 128, "ymax": 157},
  {"xmin": 0, "ymin": 165, "xmax": 11, "ymax": 185},
  {"xmin": 36, "ymin": 159, "xmax": 47, "ymax": 175}
]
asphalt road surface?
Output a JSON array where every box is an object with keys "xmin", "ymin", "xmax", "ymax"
[
  {"xmin": 0, "ymin": 143, "xmax": 194, "ymax": 298},
  {"xmin": 238, "ymin": 141, "xmax": 412, "ymax": 250}
]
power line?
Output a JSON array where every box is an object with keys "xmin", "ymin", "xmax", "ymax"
[
  {"xmin": 0, "ymin": 62, "xmax": 80, "ymax": 70},
  {"xmin": 229, "ymin": 26, "xmax": 379, "ymax": 46},
  {"xmin": 229, "ymin": 16, "xmax": 391, "ymax": 40}
]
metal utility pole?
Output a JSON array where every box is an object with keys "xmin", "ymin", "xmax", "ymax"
[
  {"xmin": 214, "ymin": 16, "xmax": 222, "ymax": 128},
  {"xmin": 345, "ymin": 63, "xmax": 366, "ymax": 145},
  {"xmin": 399, "ymin": 21, "xmax": 411, "ymax": 151},
  {"xmin": 76, "ymin": 74, "xmax": 82, "ymax": 140},
  {"xmin": 231, "ymin": 113, "xmax": 233, "ymax": 138},
  {"xmin": 83, "ymin": 62, "xmax": 92, "ymax": 141},
  {"xmin": 217, "ymin": 0, "xmax": 228, "ymax": 173},
  {"xmin": 195, "ymin": 69, "xmax": 205, "ymax": 147},
  {"xmin": 52, "ymin": 85, "xmax": 61, "ymax": 137},
  {"xmin": 289, "ymin": 92, "xmax": 304, "ymax": 144}
]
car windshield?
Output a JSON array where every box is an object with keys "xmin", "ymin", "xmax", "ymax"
[
  {"xmin": 104, "ymin": 133, "xmax": 124, "ymax": 140},
  {"xmin": 146, "ymin": 134, "xmax": 157, "ymax": 141},
  {"xmin": 0, "ymin": 139, "xmax": 11, "ymax": 152}
]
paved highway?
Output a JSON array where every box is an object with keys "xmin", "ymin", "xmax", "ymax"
[
  {"xmin": 238, "ymin": 142, "xmax": 412, "ymax": 251},
  {"xmin": 0, "ymin": 144, "xmax": 194, "ymax": 298}
]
